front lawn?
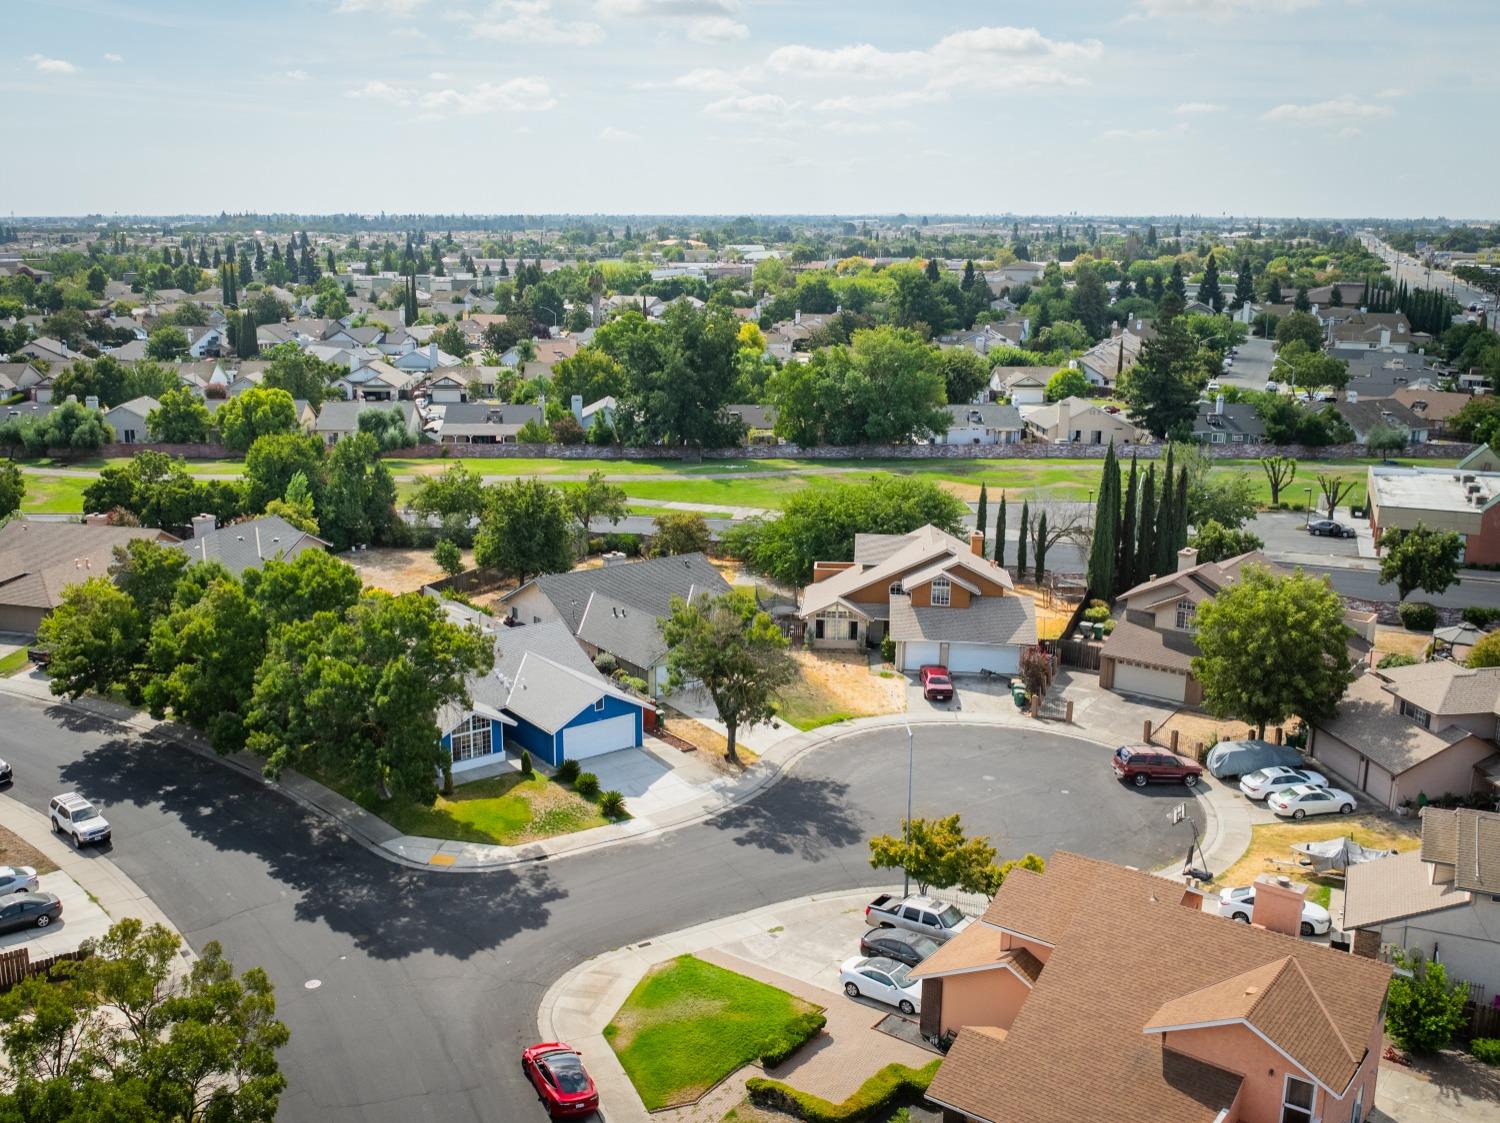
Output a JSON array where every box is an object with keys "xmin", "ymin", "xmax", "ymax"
[
  {"xmin": 0, "ymin": 648, "xmax": 29, "ymax": 676},
  {"xmin": 773, "ymin": 650, "xmax": 904, "ymax": 732},
  {"xmin": 1213, "ymin": 816, "xmax": 1420, "ymax": 899},
  {"xmin": 605, "ymin": 955, "xmax": 824, "ymax": 1110},
  {"xmin": 316, "ymin": 769, "xmax": 609, "ymax": 845}
]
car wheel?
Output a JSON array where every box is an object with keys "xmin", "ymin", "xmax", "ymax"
[
  {"xmin": 898, "ymin": 1000, "xmax": 916, "ymax": 1016},
  {"xmin": 1340, "ymin": 803, "xmax": 1354, "ymax": 815},
  {"xmin": 1232, "ymin": 912, "xmax": 1250, "ymax": 924},
  {"xmin": 35, "ymin": 915, "xmax": 49, "ymax": 928},
  {"xmin": 844, "ymin": 982, "xmax": 860, "ymax": 999},
  {"xmin": 1133, "ymin": 774, "xmax": 1148, "ymax": 788},
  {"xmin": 1300, "ymin": 921, "xmax": 1314, "ymax": 937},
  {"xmin": 1292, "ymin": 809, "xmax": 1306, "ymax": 820},
  {"xmin": 1183, "ymin": 774, "xmax": 1197, "ymax": 786},
  {"xmin": 49, "ymin": 819, "xmax": 58, "ymax": 834}
]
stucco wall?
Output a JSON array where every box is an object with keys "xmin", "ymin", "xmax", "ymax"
[
  {"xmin": 938, "ymin": 967, "xmax": 1032, "ymax": 1037},
  {"xmin": 1377, "ymin": 896, "xmax": 1500, "ymax": 998},
  {"xmin": 1392, "ymin": 735, "xmax": 1492, "ymax": 805}
]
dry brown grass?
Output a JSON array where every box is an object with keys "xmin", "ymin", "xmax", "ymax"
[
  {"xmin": 1212, "ymin": 815, "xmax": 1420, "ymax": 897},
  {"xmin": 1149, "ymin": 710, "xmax": 1285, "ymax": 757},
  {"xmin": 1374, "ymin": 627, "xmax": 1432, "ymax": 660},
  {"xmin": 1011, "ymin": 582, "xmax": 1081, "ymax": 642},
  {"xmin": 660, "ymin": 716, "xmax": 761, "ymax": 773},
  {"xmin": 0, "ymin": 825, "xmax": 58, "ymax": 876},
  {"xmin": 348, "ymin": 546, "xmax": 476, "ymax": 594},
  {"xmin": 778, "ymin": 649, "xmax": 905, "ymax": 723}
]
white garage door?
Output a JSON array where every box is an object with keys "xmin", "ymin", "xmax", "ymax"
[
  {"xmin": 947, "ymin": 643, "xmax": 1019, "ymax": 674},
  {"xmin": 1311, "ymin": 733, "xmax": 1365, "ymax": 792},
  {"xmin": 1112, "ymin": 662, "xmax": 1188, "ymax": 703},
  {"xmin": 902, "ymin": 642, "xmax": 942, "ymax": 672},
  {"xmin": 562, "ymin": 715, "xmax": 637, "ymax": 760},
  {"xmin": 1365, "ymin": 763, "xmax": 1394, "ymax": 807}
]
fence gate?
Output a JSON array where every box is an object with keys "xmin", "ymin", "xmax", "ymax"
[{"xmin": 1047, "ymin": 638, "xmax": 1101, "ymax": 671}]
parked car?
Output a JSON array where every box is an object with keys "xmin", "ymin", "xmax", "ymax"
[
  {"xmin": 1206, "ymin": 380, "xmax": 1221, "ymax": 392},
  {"xmin": 1239, "ymin": 766, "xmax": 1329, "ymax": 800},
  {"xmin": 1205, "ymin": 739, "xmax": 1306, "ymax": 780},
  {"xmin": 864, "ymin": 894, "xmax": 971, "ymax": 942},
  {"xmin": 1217, "ymin": 886, "xmax": 1332, "ymax": 936},
  {"xmin": 0, "ymin": 757, "xmax": 10, "ymax": 785},
  {"xmin": 860, "ymin": 927, "xmax": 940, "ymax": 968},
  {"xmin": 1307, "ymin": 519, "xmax": 1355, "ymax": 538},
  {"xmin": 48, "ymin": 794, "xmax": 110, "ymax": 848},
  {"xmin": 1265, "ymin": 380, "xmax": 1280, "ymax": 392},
  {"xmin": 0, "ymin": 866, "xmax": 38, "ymax": 896},
  {"xmin": 0, "ymin": 893, "xmax": 61, "ymax": 934},
  {"xmin": 838, "ymin": 956, "xmax": 921, "ymax": 1015},
  {"xmin": 919, "ymin": 665, "xmax": 953, "ymax": 702},
  {"xmin": 1267, "ymin": 784, "xmax": 1356, "ymax": 819},
  {"xmin": 521, "ymin": 1043, "xmax": 599, "ymax": 1118},
  {"xmin": 1111, "ymin": 744, "xmax": 1202, "ymax": 788}
]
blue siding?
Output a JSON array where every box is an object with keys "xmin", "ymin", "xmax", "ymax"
[
  {"xmin": 439, "ymin": 716, "xmax": 508, "ymax": 764},
  {"xmin": 507, "ymin": 717, "xmax": 561, "ymax": 768},
  {"xmin": 559, "ymin": 692, "xmax": 643, "ymax": 748}
]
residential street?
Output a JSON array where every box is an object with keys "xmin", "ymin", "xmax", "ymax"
[{"xmin": 0, "ymin": 694, "xmax": 1204, "ymax": 1123}]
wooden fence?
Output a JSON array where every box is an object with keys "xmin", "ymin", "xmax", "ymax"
[
  {"xmin": 1468, "ymin": 999, "xmax": 1500, "ymax": 1040},
  {"xmin": 1046, "ymin": 637, "xmax": 1102, "ymax": 671},
  {"xmin": 0, "ymin": 947, "xmax": 90, "ymax": 992}
]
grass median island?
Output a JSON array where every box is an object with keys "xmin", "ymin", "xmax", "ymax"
[{"xmin": 605, "ymin": 954, "xmax": 825, "ymax": 1110}]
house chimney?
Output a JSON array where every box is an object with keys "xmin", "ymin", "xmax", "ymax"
[
  {"xmin": 85, "ymin": 395, "xmax": 99, "ymax": 411},
  {"xmin": 794, "ymin": 309, "xmax": 802, "ymax": 326},
  {"xmin": 191, "ymin": 513, "xmax": 217, "ymax": 538},
  {"xmin": 1176, "ymin": 546, "xmax": 1198, "ymax": 572},
  {"xmin": 1215, "ymin": 394, "xmax": 1225, "ymax": 416},
  {"xmin": 1250, "ymin": 875, "xmax": 1307, "ymax": 937},
  {"xmin": 429, "ymin": 341, "xmax": 439, "ymax": 363},
  {"xmin": 571, "ymin": 394, "xmax": 583, "ymax": 425},
  {"xmin": 970, "ymin": 530, "xmax": 985, "ymax": 557}
]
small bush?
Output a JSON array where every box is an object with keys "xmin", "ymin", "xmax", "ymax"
[
  {"xmin": 1398, "ymin": 601, "xmax": 1438, "ymax": 632},
  {"xmin": 1463, "ymin": 606, "xmax": 1500, "ymax": 628},
  {"xmin": 1385, "ymin": 949, "xmax": 1469, "ymax": 1053},
  {"xmin": 1377, "ymin": 652, "xmax": 1419, "ymax": 669},
  {"xmin": 603, "ymin": 532, "xmax": 642, "ymax": 557},
  {"xmin": 1472, "ymin": 1038, "xmax": 1500, "ymax": 1065},
  {"xmin": 746, "ymin": 1059, "xmax": 940, "ymax": 1123},
  {"xmin": 575, "ymin": 771, "xmax": 600, "ymax": 797},
  {"xmin": 758, "ymin": 1010, "xmax": 827, "ymax": 1067},
  {"xmin": 880, "ymin": 633, "xmax": 895, "ymax": 663},
  {"xmin": 593, "ymin": 652, "xmax": 619, "ymax": 676},
  {"xmin": 556, "ymin": 759, "xmax": 581, "ymax": 783},
  {"xmin": 599, "ymin": 789, "xmax": 627, "ymax": 819},
  {"xmin": 519, "ymin": 750, "xmax": 533, "ymax": 776},
  {"xmin": 1082, "ymin": 600, "xmax": 1111, "ymax": 623},
  {"xmin": 619, "ymin": 674, "xmax": 649, "ymax": 694}
]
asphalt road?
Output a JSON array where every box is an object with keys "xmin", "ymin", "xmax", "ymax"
[{"xmin": 0, "ymin": 697, "xmax": 1209, "ymax": 1123}]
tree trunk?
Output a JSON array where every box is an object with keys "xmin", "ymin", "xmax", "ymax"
[
  {"xmin": 724, "ymin": 719, "xmax": 740, "ymax": 767},
  {"xmin": 442, "ymin": 759, "xmax": 453, "ymax": 796}
]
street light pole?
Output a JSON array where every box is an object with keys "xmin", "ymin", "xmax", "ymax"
[
  {"xmin": 1304, "ymin": 485, "xmax": 1314, "ymax": 525},
  {"xmin": 903, "ymin": 722, "xmax": 914, "ymax": 899}
]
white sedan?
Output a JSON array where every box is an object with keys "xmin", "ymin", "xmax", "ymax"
[
  {"xmin": 839, "ymin": 956, "xmax": 921, "ymax": 1015},
  {"xmin": 1239, "ymin": 767, "xmax": 1329, "ymax": 801},
  {"xmin": 1267, "ymin": 784, "xmax": 1356, "ymax": 819},
  {"xmin": 0, "ymin": 866, "xmax": 38, "ymax": 895},
  {"xmin": 1218, "ymin": 886, "xmax": 1332, "ymax": 936}
]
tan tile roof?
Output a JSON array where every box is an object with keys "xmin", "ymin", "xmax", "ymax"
[
  {"xmin": 0, "ymin": 520, "xmax": 175, "ymax": 611},
  {"xmin": 888, "ymin": 594, "xmax": 1036, "ymax": 648},
  {"xmin": 800, "ymin": 524, "xmax": 1013, "ymax": 617},
  {"xmin": 1117, "ymin": 549, "xmax": 1277, "ymax": 605},
  {"xmin": 1420, "ymin": 807, "xmax": 1459, "ymax": 864},
  {"xmin": 908, "ymin": 927, "xmax": 1043, "ymax": 984},
  {"xmin": 1343, "ymin": 850, "xmax": 1471, "ymax": 929},
  {"xmin": 1315, "ymin": 672, "xmax": 1474, "ymax": 776},
  {"xmin": 1380, "ymin": 662, "xmax": 1500, "ymax": 717},
  {"xmin": 1453, "ymin": 807, "xmax": 1500, "ymax": 894}
]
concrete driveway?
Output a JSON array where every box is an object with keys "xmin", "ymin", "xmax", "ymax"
[
  {"xmin": 583, "ymin": 743, "xmax": 723, "ymax": 818},
  {"xmin": 0, "ymin": 870, "xmax": 112, "ymax": 957}
]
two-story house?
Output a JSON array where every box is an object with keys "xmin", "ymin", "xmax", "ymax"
[
  {"xmin": 1309, "ymin": 661, "xmax": 1500, "ymax": 810},
  {"xmin": 1343, "ymin": 806, "xmax": 1500, "ymax": 1004},
  {"xmin": 797, "ymin": 525, "xmax": 1036, "ymax": 674},
  {"xmin": 914, "ymin": 852, "xmax": 1392, "ymax": 1123}
]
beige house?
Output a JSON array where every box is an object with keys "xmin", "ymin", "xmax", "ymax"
[
  {"xmin": 1310, "ymin": 661, "xmax": 1500, "ymax": 810},
  {"xmin": 0, "ymin": 519, "xmax": 177, "ymax": 635},
  {"xmin": 1023, "ymin": 396, "xmax": 1146, "ymax": 445}
]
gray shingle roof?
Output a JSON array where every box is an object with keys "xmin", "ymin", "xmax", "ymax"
[
  {"xmin": 518, "ymin": 553, "xmax": 731, "ymax": 636},
  {"xmin": 177, "ymin": 516, "xmax": 328, "ymax": 576},
  {"xmin": 576, "ymin": 592, "xmax": 669, "ymax": 671},
  {"xmin": 315, "ymin": 400, "xmax": 418, "ymax": 433},
  {"xmin": 889, "ymin": 594, "xmax": 1036, "ymax": 647}
]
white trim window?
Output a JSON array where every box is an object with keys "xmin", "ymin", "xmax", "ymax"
[
  {"xmin": 930, "ymin": 576, "xmax": 951, "ymax": 607},
  {"xmin": 1281, "ymin": 1074, "xmax": 1315, "ymax": 1123},
  {"xmin": 1399, "ymin": 699, "xmax": 1431, "ymax": 728},
  {"xmin": 449, "ymin": 714, "xmax": 493, "ymax": 763},
  {"xmin": 1175, "ymin": 598, "xmax": 1196, "ymax": 632}
]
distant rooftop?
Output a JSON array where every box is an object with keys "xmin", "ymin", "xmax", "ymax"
[{"xmin": 1369, "ymin": 465, "xmax": 1500, "ymax": 514}]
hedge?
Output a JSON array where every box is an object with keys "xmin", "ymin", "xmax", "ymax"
[
  {"xmin": 746, "ymin": 1059, "xmax": 941, "ymax": 1123},
  {"xmin": 759, "ymin": 1010, "xmax": 827, "ymax": 1067},
  {"xmin": 1473, "ymin": 1037, "xmax": 1500, "ymax": 1065}
]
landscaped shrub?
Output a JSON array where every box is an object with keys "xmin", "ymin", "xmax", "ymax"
[
  {"xmin": 746, "ymin": 1059, "xmax": 941, "ymax": 1123},
  {"xmin": 1464, "ymin": 606, "xmax": 1500, "ymax": 628},
  {"xmin": 599, "ymin": 790, "xmax": 627, "ymax": 818},
  {"xmin": 519, "ymin": 750, "xmax": 533, "ymax": 776},
  {"xmin": 758, "ymin": 1010, "xmax": 827, "ymax": 1067},
  {"xmin": 556, "ymin": 759, "xmax": 581, "ymax": 784},
  {"xmin": 603, "ymin": 532, "xmax": 642, "ymax": 556},
  {"xmin": 1377, "ymin": 652, "xmax": 1419, "ymax": 670},
  {"xmin": 593, "ymin": 652, "xmax": 619, "ymax": 676},
  {"xmin": 1385, "ymin": 949, "xmax": 1469, "ymax": 1053},
  {"xmin": 1082, "ymin": 599, "xmax": 1111, "ymax": 624},
  {"xmin": 619, "ymin": 674, "xmax": 649, "ymax": 694},
  {"xmin": 1398, "ymin": 601, "xmax": 1439, "ymax": 632},
  {"xmin": 880, "ymin": 633, "xmax": 895, "ymax": 664},
  {"xmin": 1472, "ymin": 1038, "xmax": 1500, "ymax": 1065},
  {"xmin": 575, "ymin": 771, "xmax": 600, "ymax": 797}
]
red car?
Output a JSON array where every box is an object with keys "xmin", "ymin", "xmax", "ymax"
[
  {"xmin": 919, "ymin": 665, "xmax": 953, "ymax": 702},
  {"xmin": 521, "ymin": 1042, "xmax": 599, "ymax": 1117},
  {"xmin": 1111, "ymin": 744, "xmax": 1202, "ymax": 788}
]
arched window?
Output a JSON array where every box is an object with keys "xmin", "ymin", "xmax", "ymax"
[
  {"xmin": 889, "ymin": 580, "xmax": 905, "ymax": 596},
  {"xmin": 931, "ymin": 576, "xmax": 951, "ymax": 607}
]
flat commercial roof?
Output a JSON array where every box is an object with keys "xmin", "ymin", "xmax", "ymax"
[{"xmin": 1369, "ymin": 465, "xmax": 1500, "ymax": 515}]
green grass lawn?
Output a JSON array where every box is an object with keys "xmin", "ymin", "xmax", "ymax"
[
  {"xmin": 314, "ymin": 769, "xmax": 608, "ymax": 845},
  {"xmin": 20, "ymin": 474, "xmax": 92, "ymax": 514},
  {"xmin": 626, "ymin": 505, "xmax": 737, "ymax": 520},
  {"xmin": 0, "ymin": 648, "xmax": 29, "ymax": 677},
  {"xmin": 605, "ymin": 955, "xmax": 823, "ymax": 1110}
]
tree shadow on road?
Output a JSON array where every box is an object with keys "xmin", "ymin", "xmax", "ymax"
[
  {"xmin": 54, "ymin": 721, "xmax": 567, "ymax": 963},
  {"xmin": 707, "ymin": 773, "xmax": 863, "ymax": 858}
]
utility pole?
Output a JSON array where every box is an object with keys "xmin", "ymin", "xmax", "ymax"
[{"xmin": 903, "ymin": 722, "xmax": 914, "ymax": 898}]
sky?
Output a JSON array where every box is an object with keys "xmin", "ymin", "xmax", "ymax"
[{"xmin": 4, "ymin": 0, "xmax": 1497, "ymax": 219}]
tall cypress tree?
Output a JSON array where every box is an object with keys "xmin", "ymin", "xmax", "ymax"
[
  {"xmin": 240, "ymin": 310, "xmax": 259, "ymax": 358},
  {"xmin": 1136, "ymin": 466, "xmax": 1157, "ymax": 580},
  {"xmin": 1034, "ymin": 512, "xmax": 1048, "ymax": 584},
  {"xmin": 1167, "ymin": 261, "xmax": 1186, "ymax": 300},
  {"xmin": 976, "ymin": 484, "xmax": 988, "ymax": 552},
  {"xmin": 1174, "ymin": 468, "xmax": 1190, "ymax": 552},
  {"xmin": 1265, "ymin": 276, "xmax": 1283, "ymax": 305},
  {"xmin": 1232, "ymin": 258, "xmax": 1255, "ymax": 310},
  {"xmin": 1116, "ymin": 454, "xmax": 1139, "ymax": 594},
  {"xmin": 994, "ymin": 494, "xmax": 1007, "ymax": 568},
  {"xmin": 1016, "ymin": 500, "xmax": 1030, "ymax": 580},
  {"xmin": 1086, "ymin": 442, "xmax": 1118, "ymax": 598},
  {"xmin": 1199, "ymin": 252, "xmax": 1223, "ymax": 313}
]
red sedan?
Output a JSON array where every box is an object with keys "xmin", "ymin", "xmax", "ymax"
[{"xmin": 522, "ymin": 1042, "xmax": 599, "ymax": 1117}]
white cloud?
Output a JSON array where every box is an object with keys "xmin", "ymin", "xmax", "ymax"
[
  {"xmin": 1135, "ymin": 0, "xmax": 1318, "ymax": 17},
  {"xmin": 336, "ymin": 0, "xmax": 428, "ymax": 13},
  {"xmin": 599, "ymin": 126, "xmax": 640, "ymax": 142},
  {"xmin": 27, "ymin": 54, "xmax": 77, "ymax": 74},
  {"xmin": 596, "ymin": 0, "xmax": 746, "ymax": 43},
  {"xmin": 103, "ymin": 52, "xmax": 123, "ymax": 63},
  {"xmin": 283, "ymin": 69, "xmax": 310, "ymax": 81},
  {"xmin": 637, "ymin": 67, "xmax": 747, "ymax": 94},
  {"xmin": 348, "ymin": 76, "xmax": 557, "ymax": 115},
  {"xmin": 347, "ymin": 80, "xmax": 416, "ymax": 104},
  {"xmin": 1261, "ymin": 96, "xmax": 1393, "ymax": 125},
  {"xmin": 472, "ymin": 0, "xmax": 604, "ymax": 45},
  {"xmin": 1102, "ymin": 123, "xmax": 1188, "ymax": 140},
  {"xmin": 814, "ymin": 89, "xmax": 947, "ymax": 116},
  {"xmin": 688, "ymin": 14, "xmax": 747, "ymax": 42},
  {"xmin": 1174, "ymin": 101, "xmax": 1224, "ymax": 114},
  {"xmin": 703, "ymin": 92, "xmax": 792, "ymax": 119}
]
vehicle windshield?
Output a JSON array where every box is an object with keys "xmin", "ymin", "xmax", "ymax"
[
  {"xmin": 888, "ymin": 964, "xmax": 912, "ymax": 987},
  {"xmin": 548, "ymin": 1054, "xmax": 589, "ymax": 1093},
  {"xmin": 936, "ymin": 904, "xmax": 965, "ymax": 927},
  {"xmin": 73, "ymin": 805, "xmax": 96, "ymax": 820}
]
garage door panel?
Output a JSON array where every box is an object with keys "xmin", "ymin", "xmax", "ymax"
[
  {"xmin": 1312, "ymin": 734, "xmax": 1363, "ymax": 791},
  {"xmin": 1112, "ymin": 662, "xmax": 1188, "ymax": 703},
  {"xmin": 902, "ymin": 642, "xmax": 941, "ymax": 672},
  {"xmin": 946, "ymin": 644, "xmax": 1018, "ymax": 674},
  {"xmin": 562, "ymin": 714, "xmax": 637, "ymax": 760}
]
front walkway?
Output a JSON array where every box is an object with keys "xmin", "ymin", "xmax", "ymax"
[{"xmin": 537, "ymin": 891, "xmax": 935, "ymax": 1123}]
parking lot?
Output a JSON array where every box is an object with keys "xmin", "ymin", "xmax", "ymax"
[
  {"xmin": 0, "ymin": 870, "xmax": 112, "ymax": 958},
  {"xmin": 1249, "ymin": 510, "xmax": 1363, "ymax": 559}
]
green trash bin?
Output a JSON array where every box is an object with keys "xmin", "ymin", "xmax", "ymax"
[{"xmin": 1092, "ymin": 622, "xmax": 1105, "ymax": 641}]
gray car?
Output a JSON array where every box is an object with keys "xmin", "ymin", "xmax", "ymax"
[{"xmin": 0, "ymin": 893, "xmax": 61, "ymax": 934}]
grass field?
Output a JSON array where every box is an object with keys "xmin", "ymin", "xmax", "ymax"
[
  {"xmin": 604, "ymin": 955, "xmax": 822, "ymax": 1110},
  {"xmin": 1212, "ymin": 816, "xmax": 1420, "ymax": 904},
  {"xmin": 20, "ymin": 475, "xmax": 92, "ymax": 513},
  {"xmin": 0, "ymin": 649, "xmax": 29, "ymax": 676}
]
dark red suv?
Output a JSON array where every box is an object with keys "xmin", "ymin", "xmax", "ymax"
[{"xmin": 1112, "ymin": 744, "xmax": 1202, "ymax": 788}]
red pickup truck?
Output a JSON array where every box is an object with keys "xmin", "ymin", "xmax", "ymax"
[{"xmin": 919, "ymin": 665, "xmax": 953, "ymax": 702}]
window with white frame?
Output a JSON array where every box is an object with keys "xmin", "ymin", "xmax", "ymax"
[
  {"xmin": 1175, "ymin": 598, "xmax": 1196, "ymax": 631},
  {"xmin": 930, "ymin": 576, "xmax": 951, "ymax": 607},
  {"xmin": 1398, "ymin": 699, "xmax": 1431, "ymax": 728},
  {"xmin": 1281, "ymin": 1075, "xmax": 1315, "ymax": 1123},
  {"xmin": 449, "ymin": 714, "xmax": 493, "ymax": 763}
]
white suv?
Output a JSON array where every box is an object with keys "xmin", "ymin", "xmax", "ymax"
[{"xmin": 49, "ymin": 793, "xmax": 111, "ymax": 847}]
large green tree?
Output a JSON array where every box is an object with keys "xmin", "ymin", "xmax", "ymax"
[
  {"xmin": 145, "ymin": 325, "xmax": 189, "ymax": 361},
  {"xmin": 0, "ymin": 461, "xmax": 22, "ymax": 521},
  {"xmin": 473, "ymin": 478, "xmax": 573, "ymax": 586},
  {"xmin": 318, "ymin": 432, "xmax": 397, "ymax": 550},
  {"xmin": 1274, "ymin": 310, "xmax": 1323, "ymax": 352},
  {"xmin": 563, "ymin": 469, "xmax": 628, "ymax": 546},
  {"xmin": 1198, "ymin": 252, "xmax": 1223, "ymax": 313},
  {"xmin": 37, "ymin": 578, "xmax": 143, "ymax": 700},
  {"xmin": 259, "ymin": 343, "xmax": 342, "ymax": 409},
  {"xmin": 1086, "ymin": 441, "xmax": 1119, "ymax": 598},
  {"xmin": 652, "ymin": 511, "xmax": 712, "ymax": 557},
  {"xmin": 611, "ymin": 305, "xmax": 745, "ymax": 448},
  {"xmin": 145, "ymin": 386, "xmax": 213, "ymax": 443},
  {"xmin": 243, "ymin": 433, "xmax": 325, "ymax": 515},
  {"xmin": 1192, "ymin": 565, "xmax": 1355, "ymax": 736},
  {"xmin": 217, "ymin": 387, "xmax": 300, "ymax": 451},
  {"xmin": 1377, "ymin": 524, "xmax": 1464, "ymax": 602},
  {"xmin": 1122, "ymin": 311, "xmax": 1201, "ymax": 438}
]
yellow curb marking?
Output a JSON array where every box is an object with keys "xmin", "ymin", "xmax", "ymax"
[{"xmin": 428, "ymin": 853, "xmax": 456, "ymax": 866}]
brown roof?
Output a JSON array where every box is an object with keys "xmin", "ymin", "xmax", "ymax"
[
  {"xmin": 1420, "ymin": 806, "xmax": 1459, "ymax": 865},
  {"xmin": 1117, "ymin": 549, "xmax": 1277, "ymax": 607},
  {"xmin": 1315, "ymin": 672, "xmax": 1475, "ymax": 776},
  {"xmin": 1388, "ymin": 388, "xmax": 1474, "ymax": 422},
  {"xmin": 1422, "ymin": 806, "xmax": 1500, "ymax": 894},
  {"xmin": 927, "ymin": 854, "xmax": 1391, "ymax": 1123},
  {"xmin": 1342, "ymin": 850, "xmax": 1471, "ymax": 929},
  {"xmin": 1099, "ymin": 617, "xmax": 1197, "ymax": 673},
  {"xmin": 0, "ymin": 520, "xmax": 175, "ymax": 611},
  {"xmin": 1381, "ymin": 661, "xmax": 1500, "ymax": 717},
  {"xmin": 908, "ymin": 926, "xmax": 1042, "ymax": 984}
]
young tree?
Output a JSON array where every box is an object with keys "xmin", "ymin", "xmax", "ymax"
[
  {"xmin": 868, "ymin": 814, "xmax": 1044, "ymax": 898},
  {"xmin": 1189, "ymin": 520, "xmax": 1264, "ymax": 563},
  {"xmin": 1384, "ymin": 949, "xmax": 1470, "ymax": 1054},
  {"xmin": 1316, "ymin": 473, "xmax": 1356, "ymax": 519},
  {"xmin": 36, "ymin": 578, "xmax": 143, "ymax": 700},
  {"xmin": 1016, "ymin": 499, "xmax": 1029, "ymax": 578},
  {"xmin": 564, "ymin": 469, "xmax": 628, "ymax": 548},
  {"xmin": 1192, "ymin": 565, "xmax": 1355, "ymax": 736},
  {"xmin": 652, "ymin": 512, "xmax": 712, "ymax": 557},
  {"xmin": 1377, "ymin": 524, "xmax": 1464, "ymax": 602},
  {"xmin": 1260, "ymin": 455, "xmax": 1298, "ymax": 506},
  {"xmin": 473, "ymin": 478, "xmax": 573, "ymax": 587},
  {"xmin": 1045, "ymin": 366, "xmax": 1090, "ymax": 402},
  {"xmin": 661, "ymin": 590, "xmax": 796, "ymax": 766},
  {"xmin": 264, "ymin": 469, "xmax": 319, "ymax": 534},
  {"xmin": 433, "ymin": 538, "xmax": 464, "ymax": 578},
  {"xmin": 146, "ymin": 385, "xmax": 213, "ymax": 443}
]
